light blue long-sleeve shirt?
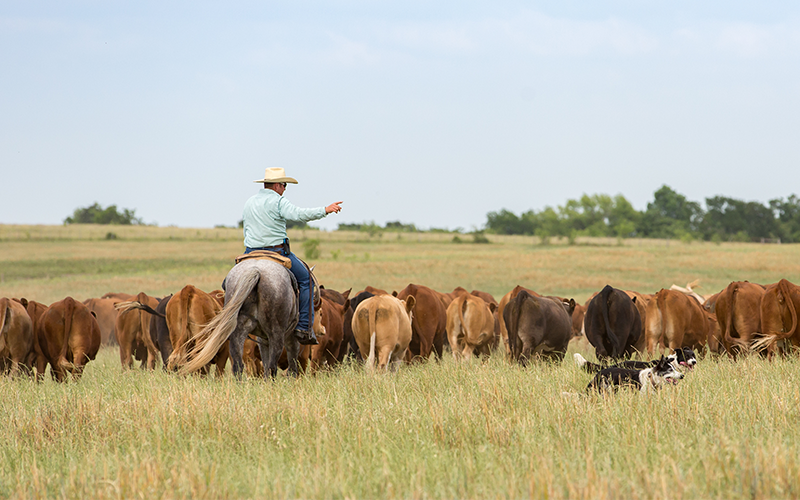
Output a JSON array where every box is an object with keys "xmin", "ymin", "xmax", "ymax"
[{"xmin": 242, "ymin": 189, "xmax": 327, "ymax": 248}]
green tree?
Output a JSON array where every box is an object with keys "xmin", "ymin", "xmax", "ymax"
[
  {"xmin": 64, "ymin": 203, "xmax": 143, "ymax": 225},
  {"xmin": 770, "ymin": 195, "xmax": 800, "ymax": 243},
  {"xmin": 639, "ymin": 185, "xmax": 702, "ymax": 238},
  {"xmin": 701, "ymin": 196, "xmax": 777, "ymax": 242}
]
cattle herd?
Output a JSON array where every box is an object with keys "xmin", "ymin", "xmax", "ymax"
[{"xmin": 1, "ymin": 275, "xmax": 799, "ymax": 389}]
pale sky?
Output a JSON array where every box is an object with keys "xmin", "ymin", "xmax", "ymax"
[{"xmin": 2, "ymin": 1, "xmax": 799, "ymax": 231}]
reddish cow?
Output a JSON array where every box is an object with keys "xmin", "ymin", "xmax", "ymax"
[
  {"xmin": 394, "ymin": 284, "xmax": 447, "ymax": 361},
  {"xmin": 166, "ymin": 285, "xmax": 227, "ymax": 376},
  {"xmin": 497, "ymin": 286, "xmax": 540, "ymax": 354},
  {"xmin": 645, "ymin": 288, "xmax": 719, "ymax": 354},
  {"xmin": 37, "ymin": 297, "xmax": 101, "ymax": 381},
  {"xmin": 115, "ymin": 292, "xmax": 160, "ymax": 369},
  {"xmin": 755, "ymin": 279, "xmax": 800, "ymax": 357},
  {"xmin": 0, "ymin": 298, "xmax": 34, "ymax": 376},
  {"xmin": 714, "ymin": 281, "xmax": 765, "ymax": 357}
]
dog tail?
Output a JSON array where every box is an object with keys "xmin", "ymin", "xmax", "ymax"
[{"xmin": 573, "ymin": 352, "xmax": 605, "ymax": 373}]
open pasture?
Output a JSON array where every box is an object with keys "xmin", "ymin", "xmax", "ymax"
[{"xmin": 1, "ymin": 225, "xmax": 800, "ymax": 499}]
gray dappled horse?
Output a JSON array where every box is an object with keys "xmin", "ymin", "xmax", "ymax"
[{"xmin": 178, "ymin": 259, "xmax": 302, "ymax": 378}]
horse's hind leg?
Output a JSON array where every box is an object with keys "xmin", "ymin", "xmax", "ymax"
[
  {"xmin": 264, "ymin": 335, "xmax": 285, "ymax": 379},
  {"xmin": 285, "ymin": 335, "xmax": 302, "ymax": 377},
  {"xmin": 228, "ymin": 331, "xmax": 246, "ymax": 379}
]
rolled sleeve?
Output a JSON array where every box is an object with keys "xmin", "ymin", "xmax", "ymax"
[{"xmin": 278, "ymin": 198, "xmax": 327, "ymax": 223}]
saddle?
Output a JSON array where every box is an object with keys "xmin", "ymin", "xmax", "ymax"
[{"xmin": 234, "ymin": 250, "xmax": 292, "ymax": 269}]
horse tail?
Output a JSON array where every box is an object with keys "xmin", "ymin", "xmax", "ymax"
[
  {"xmin": 57, "ymin": 297, "xmax": 75, "ymax": 371},
  {"xmin": 179, "ymin": 269, "xmax": 260, "ymax": 374}
]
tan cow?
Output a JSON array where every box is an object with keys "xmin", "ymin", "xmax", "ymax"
[
  {"xmin": 115, "ymin": 292, "xmax": 160, "ymax": 369},
  {"xmin": 166, "ymin": 285, "xmax": 226, "ymax": 375},
  {"xmin": 645, "ymin": 288, "xmax": 719, "ymax": 354},
  {"xmin": 0, "ymin": 298, "xmax": 35, "ymax": 376},
  {"xmin": 37, "ymin": 297, "xmax": 101, "ymax": 381},
  {"xmin": 497, "ymin": 286, "xmax": 540, "ymax": 354},
  {"xmin": 753, "ymin": 279, "xmax": 800, "ymax": 357},
  {"xmin": 446, "ymin": 294, "xmax": 496, "ymax": 360},
  {"xmin": 352, "ymin": 294, "xmax": 415, "ymax": 371},
  {"xmin": 714, "ymin": 281, "xmax": 765, "ymax": 357},
  {"xmin": 83, "ymin": 297, "xmax": 123, "ymax": 345}
]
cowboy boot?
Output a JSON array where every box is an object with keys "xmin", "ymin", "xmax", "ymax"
[{"xmin": 294, "ymin": 328, "xmax": 318, "ymax": 345}]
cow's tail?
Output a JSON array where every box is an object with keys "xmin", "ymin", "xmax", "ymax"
[
  {"xmin": 179, "ymin": 270, "xmax": 260, "ymax": 374},
  {"xmin": 724, "ymin": 283, "xmax": 750, "ymax": 353},
  {"xmin": 365, "ymin": 331, "xmax": 377, "ymax": 371},
  {"xmin": 167, "ymin": 289, "xmax": 194, "ymax": 371},
  {"xmin": 753, "ymin": 279, "xmax": 798, "ymax": 353},
  {"xmin": 114, "ymin": 301, "xmax": 166, "ymax": 318},
  {"xmin": 57, "ymin": 297, "xmax": 76, "ymax": 371},
  {"xmin": 505, "ymin": 291, "xmax": 526, "ymax": 360},
  {"xmin": 599, "ymin": 285, "xmax": 622, "ymax": 357},
  {"xmin": 0, "ymin": 298, "xmax": 9, "ymax": 340}
]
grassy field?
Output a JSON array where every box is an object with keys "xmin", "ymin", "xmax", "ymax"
[{"xmin": 2, "ymin": 224, "xmax": 800, "ymax": 499}]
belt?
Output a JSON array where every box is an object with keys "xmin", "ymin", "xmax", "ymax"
[{"xmin": 250, "ymin": 244, "xmax": 285, "ymax": 253}]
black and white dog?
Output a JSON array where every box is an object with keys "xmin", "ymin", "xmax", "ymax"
[
  {"xmin": 574, "ymin": 347, "xmax": 697, "ymax": 374},
  {"xmin": 585, "ymin": 355, "xmax": 684, "ymax": 394}
]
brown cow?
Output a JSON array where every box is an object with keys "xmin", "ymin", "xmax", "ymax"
[
  {"xmin": 645, "ymin": 288, "xmax": 719, "ymax": 354},
  {"xmin": 394, "ymin": 284, "xmax": 446, "ymax": 361},
  {"xmin": 166, "ymin": 285, "xmax": 227, "ymax": 376},
  {"xmin": 714, "ymin": 281, "xmax": 765, "ymax": 357},
  {"xmin": 497, "ymin": 286, "xmax": 541, "ymax": 354},
  {"xmin": 754, "ymin": 279, "xmax": 800, "ymax": 357},
  {"xmin": 37, "ymin": 297, "xmax": 101, "ymax": 381},
  {"xmin": 352, "ymin": 294, "xmax": 415, "ymax": 371},
  {"xmin": 504, "ymin": 291, "xmax": 575, "ymax": 364},
  {"xmin": 83, "ymin": 297, "xmax": 123, "ymax": 345},
  {"xmin": 115, "ymin": 292, "xmax": 160, "ymax": 369},
  {"xmin": 0, "ymin": 298, "xmax": 35, "ymax": 376},
  {"xmin": 446, "ymin": 294, "xmax": 496, "ymax": 360},
  {"xmin": 306, "ymin": 296, "xmax": 350, "ymax": 372},
  {"xmin": 625, "ymin": 290, "xmax": 651, "ymax": 352},
  {"xmin": 13, "ymin": 298, "xmax": 48, "ymax": 375},
  {"xmin": 570, "ymin": 303, "xmax": 587, "ymax": 337}
]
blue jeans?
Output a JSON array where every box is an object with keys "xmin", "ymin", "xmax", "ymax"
[{"xmin": 244, "ymin": 246, "xmax": 312, "ymax": 331}]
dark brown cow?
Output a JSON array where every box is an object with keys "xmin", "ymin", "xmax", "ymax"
[
  {"xmin": 504, "ymin": 291, "xmax": 575, "ymax": 364},
  {"xmin": 37, "ymin": 297, "xmax": 101, "ymax": 381},
  {"xmin": 394, "ymin": 284, "xmax": 446, "ymax": 361},
  {"xmin": 83, "ymin": 297, "xmax": 122, "ymax": 345},
  {"xmin": 115, "ymin": 292, "xmax": 160, "ymax": 369},
  {"xmin": 645, "ymin": 288, "xmax": 719, "ymax": 354},
  {"xmin": 714, "ymin": 281, "xmax": 765, "ymax": 357},
  {"xmin": 497, "ymin": 286, "xmax": 541, "ymax": 354},
  {"xmin": 0, "ymin": 298, "xmax": 34, "ymax": 375},
  {"xmin": 166, "ymin": 285, "xmax": 227, "ymax": 376},
  {"xmin": 584, "ymin": 285, "xmax": 641, "ymax": 360},
  {"xmin": 755, "ymin": 279, "xmax": 800, "ymax": 357}
]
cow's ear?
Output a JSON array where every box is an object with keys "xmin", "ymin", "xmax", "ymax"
[
  {"xmin": 19, "ymin": 298, "xmax": 29, "ymax": 307},
  {"xmin": 392, "ymin": 291, "xmax": 398, "ymax": 297},
  {"xmin": 405, "ymin": 295, "xmax": 416, "ymax": 312},
  {"xmin": 319, "ymin": 285, "xmax": 326, "ymax": 290},
  {"xmin": 342, "ymin": 288, "xmax": 351, "ymax": 301},
  {"xmin": 488, "ymin": 302, "xmax": 497, "ymax": 314}
]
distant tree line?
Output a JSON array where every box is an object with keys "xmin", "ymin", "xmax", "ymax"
[
  {"xmin": 64, "ymin": 203, "xmax": 143, "ymax": 225},
  {"xmin": 484, "ymin": 185, "xmax": 800, "ymax": 243}
]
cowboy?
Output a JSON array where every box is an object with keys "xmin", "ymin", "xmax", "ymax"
[{"xmin": 242, "ymin": 167, "xmax": 343, "ymax": 345}]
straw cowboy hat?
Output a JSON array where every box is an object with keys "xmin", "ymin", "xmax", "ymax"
[{"xmin": 253, "ymin": 167, "xmax": 298, "ymax": 184}]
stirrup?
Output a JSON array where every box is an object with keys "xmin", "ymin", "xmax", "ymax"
[{"xmin": 294, "ymin": 329, "xmax": 318, "ymax": 345}]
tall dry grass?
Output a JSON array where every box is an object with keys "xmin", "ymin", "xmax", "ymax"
[{"xmin": 2, "ymin": 225, "xmax": 800, "ymax": 498}]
